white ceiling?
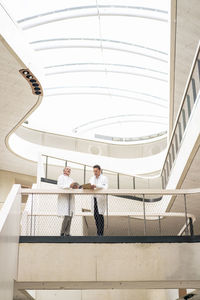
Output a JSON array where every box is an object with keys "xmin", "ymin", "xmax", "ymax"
[{"xmin": 1, "ymin": 0, "xmax": 170, "ymax": 142}]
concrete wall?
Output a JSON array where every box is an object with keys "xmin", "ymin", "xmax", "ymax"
[
  {"xmin": 17, "ymin": 243, "xmax": 200, "ymax": 290},
  {"xmin": 0, "ymin": 169, "xmax": 36, "ymax": 205},
  {"xmin": 0, "ymin": 185, "xmax": 21, "ymax": 300}
]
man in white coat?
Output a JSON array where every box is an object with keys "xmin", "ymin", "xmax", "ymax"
[
  {"xmin": 57, "ymin": 167, "xmax": 78, "ymax": 236},
  {"xmin": 89, "ymin": 165, "xmax": 108, "ymax": 236}
]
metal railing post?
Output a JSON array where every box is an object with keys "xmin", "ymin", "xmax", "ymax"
[
  {"xmin": 158, "ymin": 216, "xmax": 161, "ymax": 235},
  {"xmin": 128, "ymin": 216, "xmax": 131, "ymax": 236},
  {"xmin": 133, "ymin": 176, "xmax": 135, "ymax": 189},
  {"xmin": 184, "ymin": 194, "xmax": 189, "ymax": 235},
  {"xmin": 106, "ymin": 194, "xmax": 109, "ymax": 230},
  {"xmin": 65, "ymin": 160, "xmax": 68, "ymax": 167},
  {"xmin": 117, "ymin": 173, "xmax": 120, "ymax": 189},
  {"xmin": 30, "ymin": 193, "xmax": 33, "ymax": 236},
  {"xmin": 191, "ymin": 78, "xmax": 197, "ymax": 102},
  {"xmin": 84, "ymin": 165, "xmax": 86, "ymax": 184},
  {"xmin": 198, "ymin": 59, "xmax": 200, "ymax": 81},
  {"xmin": 143, "ymin": 194, "xmax": 147, "ymax": 236},
  {"xmin": 45, "ymin": 155, "xmax": 48, "ymax": 179},
  {"xmin": 161, "ymin": 175, "xmax": 164, "ymax": 189},
  {"xmin": 189, "ymin": 217, "xmax": 194, "ymax": 236}
]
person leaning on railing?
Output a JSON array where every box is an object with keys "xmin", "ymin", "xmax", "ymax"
[
  {"xmin": 89, "ymin": 165, "xmax": 108, "ymax": 236},
  {"xmin": 57, "ymin": 167, "xmax": 79, "ymax": 236}
]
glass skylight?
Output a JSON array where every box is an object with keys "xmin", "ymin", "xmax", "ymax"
[{"xmin": 3, "ymin": 0, "xmax": 170, "ymax": 143}]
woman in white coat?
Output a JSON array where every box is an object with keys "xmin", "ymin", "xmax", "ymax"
[
  {"xmin": 89, "ymin": 165, "xmax": 108, "ymax": 236},
  {"xmin": 57, "ymin": 167, "xmax": 78, "ymax": 236}
]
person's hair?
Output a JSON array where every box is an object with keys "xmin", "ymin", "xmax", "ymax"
[
  {"xmin": 63, "ymin": 167, "xmax": 71, "ymax": 172},
  {"xmin": 93, "ymin": 164, "xmax": 101, "ymax": 170}
]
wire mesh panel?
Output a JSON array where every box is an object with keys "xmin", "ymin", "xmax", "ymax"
[
  {"xmin": 170, "ymin": 194, "xmax": 198, "ymax": 236},
  {"xmin": 20, "ymin": 192, "xmax": 197, "ymax": 237}
]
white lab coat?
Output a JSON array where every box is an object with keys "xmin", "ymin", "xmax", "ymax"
[
  {"xmin": 57, "ymin": 174, "xmax": 74, "ymax": 216},
  {"xmin": 89, "ymin": 174, "xmax": 108, "ymax": 215}
]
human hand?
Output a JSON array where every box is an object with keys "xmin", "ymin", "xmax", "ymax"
[{"xmin": 71, "ymin": 182, "xmax": 79, "ymax": 189}]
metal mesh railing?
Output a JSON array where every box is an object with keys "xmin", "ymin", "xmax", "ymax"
[
  {"xmin": 20, "ymin": 189, "xmax": 198, "ymax": 237},
  {"xmin": 161, "ymin": 42, "xmax": 200, "ymax": 188}
]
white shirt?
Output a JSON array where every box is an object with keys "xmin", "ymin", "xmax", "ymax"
[
  {"xmin": 89, "ymin": 174, "xmax": 108, "ymax": 189},
  {"xmin": 57, "ymin": 174, "xmax": 74, "ymax": 216},
  {"xmin": 89, "ymin": 174, "xmax": 108, "ymax": 215},
  {"xmin": 57, "ymin": 174, "xmax": 74, "ymax": 189}
]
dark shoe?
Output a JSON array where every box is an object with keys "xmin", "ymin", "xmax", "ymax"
[{"xmin": 60, "ymin": 233, "xmax": 64, "ymax": 237}]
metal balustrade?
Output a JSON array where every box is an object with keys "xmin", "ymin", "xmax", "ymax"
[
  {"xmin": 20, "ymin": 188, "xmax": 199, "ymax": 237},
  {"xmin": 161, "ymin": 41, "xmax": 200, "ymax": 188},
  {"xmin": 40, "ymin": 154, "xmax": 161, "ymax": 190}
]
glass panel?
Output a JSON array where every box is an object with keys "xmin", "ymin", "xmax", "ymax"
[
  {"xmin": 47, "ymin": 157, "xmax": 65, "ymax": 181},
  {"xmin": 119, "ymin": 174, "xmax": 134, "ymax": 189},
  {"xmin": 135, "ymin": 177, "xmax": 149, "ymax": 189},
  {"xmin": 178, "ymin": 122, "xmax": 182, "ymax": 143}
]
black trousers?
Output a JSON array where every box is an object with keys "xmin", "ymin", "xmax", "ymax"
[{"xmin": 94, "ymin": 197, "xmax": 104, "ymax": 236}]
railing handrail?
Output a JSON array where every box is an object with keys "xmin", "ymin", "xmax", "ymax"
[
  {"xmin": 21, "ymin": 188, "xmax": 200, "ymax": 195},
  {"xmin": 24, "ymin": 211, "xmax": 196, "ymax": 221},
  {"xmin": 160, "ymin": 40, "xmax": 200, "ymax": 175}
]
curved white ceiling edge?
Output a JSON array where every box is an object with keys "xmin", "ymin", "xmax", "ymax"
[
  {"xmin": 16, "ymin": 125, "xmax": 167, "ymax": 159},
  {"xmin": 0, "ymin": 2, "xmax": 167, "ymax": 177},
  {"xmin": 8, "ymin": 133, "xmax": 166, "ymax": 176}
]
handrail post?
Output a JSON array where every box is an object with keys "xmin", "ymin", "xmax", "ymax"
[
  {"xmin": 106, "ymin": 194, "xmax": 109, "ymax": 230},
  {"xmin": 30, "ymin": 193, "xmax": 33, "ymax": 236},
  {"xmin": 84, "ymin": 165, "xmax": 86, "ymax": 184},
  {"xmin": 161, "ymin": 175, "xmax": 164, "ymax": 189},
  {"xmin": 128, "ymin": 216, "xmax": 131, "ymax": 236},
  {"xmin": 117, "ymin": 173, "xmax": 120, "ymax": 189},
  {"xmin": 158, "ymin": 216, "xmax": 161, "ymax": 235},
  {"xmin": 133, "ymin": 176, "xmax": 135, "ymax": 189},
  {"xmin": 45, "ymin": 155, "xmax": 48, "ymax": 179},
  {"xmin": 143, "ymin": 194, "xmax": 147, "ymax": 236},
  {"xmin": 189, "ymin": 217, "xmax": 194, "ymax": 236},
  {"xmin": 65, "ymin": 160, "xmax": 68, "ymax": 167},
  {"xmin": 184, "ymin": 194, "xmax": 189, "ymax": 235}
]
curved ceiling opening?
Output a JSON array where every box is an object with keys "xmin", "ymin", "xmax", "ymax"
[{"xmin": 3, "ymin": 0, "xmax": 170, "ymax": 145}]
